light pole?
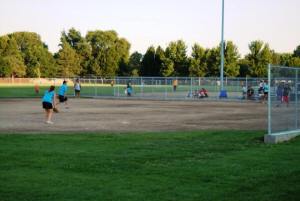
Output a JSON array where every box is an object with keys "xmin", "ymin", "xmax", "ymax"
[{"xmin": 219, "ymin": 0, "xmax": 227, "ymax": 98}]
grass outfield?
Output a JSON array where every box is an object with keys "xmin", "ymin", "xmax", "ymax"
[
  {"xmin": 0, "ymin": 85, "xmax": 187, "ymax": 98},
  {"xmin": 0, "ymin": 85, "xmax": 242, "ymax": 98},
  {"xmin": 0, "ymin": 131, "xmax": 299, "ymax": 201}
]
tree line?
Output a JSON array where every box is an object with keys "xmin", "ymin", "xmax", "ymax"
[{"xmin": 0, "ymin": 28, "xmax": 299, "ymax": 78}]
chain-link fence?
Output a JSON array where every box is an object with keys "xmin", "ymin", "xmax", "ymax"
[
  {"xmin": 268, "ymin": 65, "xmax": 300, "ymax": 135},
  {"xmin": 0, "ymin": 76, "xmax": 267, "ymax": 100},
  {"xmin": 77, "ymin": 77, "xmax": 266, "ymax": 100}
]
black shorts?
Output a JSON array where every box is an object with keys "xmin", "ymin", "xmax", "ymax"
[
  {"xmin": 264, "ymin": 92, "xmax": 268, "ymax": 95},
  {"xmin": 59, "ymin": 95, "xmax": 68, "ymax": 103},
  {"xmin": 75, "ymin": 90, "xmax": 80, "ymax": 93},
  {"xmin": 42, "ymin": 102, "xmax": 53, "ymax": 109}
]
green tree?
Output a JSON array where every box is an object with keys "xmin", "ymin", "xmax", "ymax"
[
  {"xmin": 141, "ymin": 46, "xmax": 155, "ymax": 76},
  {"xmin": 116, "ymin": 38, "xmax": 131, "ymax": 76},
  {"xmin": 289, "ymin": 57, "xmax": 300, "ymax": 67},
  {"xmin": 10, "ymin": 32, "xmax": 56, "ymax": 77},
  {"xmin": 189, "ymin": 44, "xmax": 207, "ymax": 77},
  {"xmin": 278, "ymin": 53, "xmax": 293, "ymax": 66},
  {"xmin": 0, "ymin": 55, "xmax": 26, "ymax": 77},
  {"xmin": 154, "ymin": 46, "xmax": 167, "ymax": 76},
  {"xmin": 86, "ymin": 30, "xmax": 130, "ymax": 76},
  {"xmin": 238, "ymin": 59, "xmax": 251, "ymax": 77},
  {"xmin": 263, "ymin": 51, "xmax": 300, "ymax": 68},
  {"xmin": 245, "ymin": 40, "xmax": 272, "ymax": 77},
  {"xmin": 205, "ymin": 48, "xmax": 220, "ymax": 76},
  {"xmin": 128, "ymin": 51, "xmax": 143, "ymax": 76},
  {"xmin": 61, "ymin": 28, "xmax": 92, "ymax": 75},
  {"xmin": 293, "ymin": 45, "xmax": 300, "ymax": 57},
  {"xmin": 160, "ymin": 58, "xmax": 174, "ymax": 77},
  {"xmin": 223, "ymin": 41, "xmax": 240, "ymax": 77},
  {"xmin": 55, "ymin": 42, "xmax": 81, "ymax": 77},
  {"xmin": 165, "ymin": 40, "xmax": 189, "ymax": 76},
  {"xmin": 61, "ymin": 28, "xmax": 82, "ymax": 48},
  {"xmin": 206, "ymin": 41, "xmax": 240, "ymax": 77},
  {"xmin": 0, "ymin": 35, "xmax": 26, "ymax": 77}
]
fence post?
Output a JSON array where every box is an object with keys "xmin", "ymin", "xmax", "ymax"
[
  {"xmin": 113, "ymin": 78, "xmax": 115, "ymax": 96},
  {"xmin": 190, "ymin": 77, "xmax": 193, "ymax": 97},
  {"xmin": 152, "ymin": 77, "xmax": 154, "ymax": 94},
  {"xmin": 268, "ymin": 64, "xmax": 271, "ymax": 135},
  {"xmin": 94, "ymin": 79, "xmax": 97, "ymax": 97},
  {"xmin": 296, "ymin": 69, "xmax": 298, "ymax": 129},
  {"xmin": 116, "ymin": 78, "xmax": 118, "ymax": 97},
  {"xmin": 164, "ymin": 77, "xmax": 167, "ymax": 99}
]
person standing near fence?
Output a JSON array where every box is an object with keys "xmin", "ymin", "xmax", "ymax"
[
  {"xmin": 42, "ymin": 85, "xmax": 56, "ymax": 124},
  {"xmin": 242, "ymin": 85, "xmax": 247, "ymax": 99},
  {"xmin": 282, "ymin": 83, "xmax": 291, "ymax": 107},
  {"xmin": 276, "ymin": 82, "xmax": 284, "ymax": 106},
  {"xmin": 173, "ymin": 79, "xmax": 178, "ymax": 92},
  {"xmin": 262, "ymin": 80, "xmax": 269, "ymax": 104},
  {"xmin": 126, "ymin": 82, "xmax": 133, "ymax": 96},
  {"xmin": 74, "ymin": 78, "xmax": 81, "ymax": 98},
  {"xmin": 34, "ymin": 83, "xmax": 40, "ymax": 94},
  {"xmin": 258, "ymin": 80, "xmax": 264, "ymax": 93}
]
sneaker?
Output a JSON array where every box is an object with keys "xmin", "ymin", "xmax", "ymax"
[{"xmin": 46, "ymin": 121, "xmax": 54, "ymax": 124}]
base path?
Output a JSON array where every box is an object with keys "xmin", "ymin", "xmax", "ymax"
[{"xmin": 0, "ymin": 98, "xmax": 267, "ymax": 133}]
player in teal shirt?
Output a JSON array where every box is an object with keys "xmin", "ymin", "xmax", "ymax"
[
  {"xmin": 58, "ymin": 80, "xmax": 69, "ymax": 108},
  {"xmin": 263, "ymin": 81, "xmax": 269, "ymax": 104},
  {"xmin": 42, "ymin": 85, "xmax": 56, "ymax": 124}
]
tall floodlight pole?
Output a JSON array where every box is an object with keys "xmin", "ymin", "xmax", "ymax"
[
  {"xmin": 220, "ymin": 0, "xmax": 224, "ymax": 90},
  {"xmin": 219, "ymin": 0, "xmax": 227, "ymax": 98}
]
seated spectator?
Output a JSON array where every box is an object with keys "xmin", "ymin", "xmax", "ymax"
[
  {"xmin": 193, "ymin": 90, "xmax": 199, "ymax": 98},
  {"xmin": 199, "ymin": 88, "xmax": 208, "ymax": 98}
]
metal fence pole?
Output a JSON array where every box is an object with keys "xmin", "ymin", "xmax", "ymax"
[
  {"xmin": 152, "ymin": 77, "xmax": 154, "ymax": 94},
  {"xmin": 164, "ymin": 77, "xmax": 167, "ymax": 99},
  {"xmin": 190, "ymin": 77, "xmax": 192, "ymax": 96},
  {"xmin": 113, "ymin": 78, "xmax": 115, "ymax": 96},
  {"xmin": 117, "ymin": 78, "xmax": 119, "ymax": 97},
  {"xmin": 296, "ymin": 69, "xmax": 298, "ymax": 129},
  {"xmin": 94, "ymin": 79, "xmax": 97, "ymax": 97},
  {"xmin": 268, "ymin": 64, "xmax": 271, "ymax": 135}
]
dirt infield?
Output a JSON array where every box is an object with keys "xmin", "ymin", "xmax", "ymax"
[{"xmin": 0, "ymin": 98, "xmax": 267, "ymax": 133}]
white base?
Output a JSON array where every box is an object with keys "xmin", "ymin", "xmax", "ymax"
[{"xmin": 264, "ymin": 130, "xmax": 300, "ymax": 144}]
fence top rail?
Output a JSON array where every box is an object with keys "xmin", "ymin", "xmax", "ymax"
[
  {"xmin": 0, "ymin": 76, "xmax": 268, "ymax": 80},
  {"xmin": 270, "ymin": 65, "xmax": 300, "ymax": 70}
]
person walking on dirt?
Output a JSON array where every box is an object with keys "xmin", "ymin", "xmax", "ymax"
[{"xmin": 42, "ymin": 85, "xmax": 56, "ymax": 124}]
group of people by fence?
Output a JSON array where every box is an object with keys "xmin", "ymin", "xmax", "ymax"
[
  {"xmin": 276, "ymin": 81, "xmax": 291, "ymax": 107},
  {"xmin": 242, "ymin": 80, "xmax": 269, "ymax": 103},
  {"xmin": 242, "ymin": 79, "xmax": 292, "ymax": 106}
]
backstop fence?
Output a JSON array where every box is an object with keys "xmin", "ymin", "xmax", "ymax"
[{"xmin": 267, "ymin": 65, "xmax": 300, "ymax": 139}]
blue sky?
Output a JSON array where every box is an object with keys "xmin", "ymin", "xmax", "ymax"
[{"xmin": 0, "ymin": 0, "xmax": 299, "ymax": 55}]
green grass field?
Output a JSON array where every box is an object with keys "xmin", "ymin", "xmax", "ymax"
[
  {"xmin": 0, "ymin": 84, "xmax": 243, "ymax": 98},
  {"xmin": 0, "ymin": 131, "xmax": 299, "ymax": 201},
  {"xmin": 0, "ymin": 85, "xmax": 195, "ymax": 98},
  {"xmin": 0, "ymin": 85, "xmax": 113, "ymax": 98}
]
